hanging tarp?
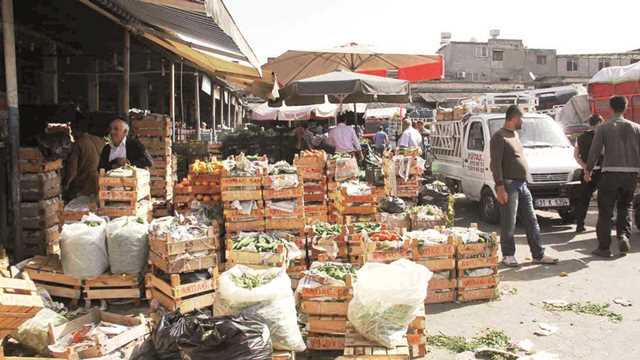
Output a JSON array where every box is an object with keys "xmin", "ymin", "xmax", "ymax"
[{"xmin": 248, "ymin": 102, "xmax": 338, "ymax": 121}]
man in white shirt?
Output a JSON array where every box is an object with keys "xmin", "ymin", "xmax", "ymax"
[
  {"xmin": 397, "ymin": 118, "xmax": 423, "ymax": 152},
  {"xmin": 328, "ymin": 116, "xmax": 362, "ymax": 158},
  {"xmin": 98, "ymin": 118, "xmax": 153, "ymax": 170}
]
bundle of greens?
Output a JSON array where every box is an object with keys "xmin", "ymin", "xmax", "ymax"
[
  {"xmin": 311, "ymin": 222, "xmax": 342, "ymax": 238},
  {"xmin": 409, "ymin": 205, "xmax": 445, "ymax": 219},
  {"xmin": 231, "ymin": 272, "xmax": 277, "ymax": 290},
  {"xmin": 232, "ymin": 232, "xmax": 284, "ymax": 253},
  {"xmin": 309, "ymin": 262, "xmax": 356, "ymax": 283},
  {"xmin": 352, "ymin": 222, "xmax": 381, "ymax": 234},
  {"xmin": 268, "ymin": 161, "xmax": 297, "ymax": 175}
]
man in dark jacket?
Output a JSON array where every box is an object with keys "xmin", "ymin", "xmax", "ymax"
[
  {"xmin": 573, "ymin": 114, "xmax": 604, "ymax": 233},
  {"xmin": 585, "ymin": 96, "xmax": 640, "ymax": 257},
  {"xmin": 98, "ymin": 118, "xmax": 153, "ymax": 171}
]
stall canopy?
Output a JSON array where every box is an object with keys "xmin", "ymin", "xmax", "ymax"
[
  {"xmin": 248, "ymin": 102, "xmax": 338, "ymax": 121},
  {"xmin": 276, "ymin": 70, "xmax": 411, "ymax": 106},
  {"xmin": 262, "ymin": 43, "xmax": 442, "ymax": 85},
  {"xmin": 87, "ymin": 0, "xmax": 261, "ymax": 82},
  {"xmin": 364, "ymin": 107, "xmax": 406, "ymax": 119}
]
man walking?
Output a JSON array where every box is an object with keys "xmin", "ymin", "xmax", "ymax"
[
  {"xmin": 373, "ymin": 126, "xmax": 389, "ymax": 154},
  {"xmin": 573, "ymin": 114, "xmax": 604, "ymax": 233},
  {"xmin": 490, "ymin": 105, "xmax": 558, "ymax": 267},
  {"xmin": 585, "ymin": 96, "xmax": 640, "ymax": 257}
]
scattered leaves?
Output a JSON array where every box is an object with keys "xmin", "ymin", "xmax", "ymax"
[
  {"xmin": 430, "ymin": 329, "xmax": 514, "ymax": 360},
  {"xmin": 543, "ymin": 301, "xmax": 623, "ymax": 323}
]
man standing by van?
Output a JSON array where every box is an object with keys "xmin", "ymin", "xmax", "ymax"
[
  {"xmin": 573, "ymin": 114, "xmax": 604, "ymax": 233},
  {"xmin": 490, "ymin": 105, "xmax": 559, "ymax": 267},
  {"xmin": 585, "ymin": 96, "xmax": 640, "ymax": 257}
]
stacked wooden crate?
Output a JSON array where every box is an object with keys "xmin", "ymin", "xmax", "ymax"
[
  {"xmin": 409, "ymin": 235, "xmax": 457, "ymax": 304},
  {"xmin": 132, "ymin": 114, "xmax": 175, "ymax": 217},
  {"xmin": 263, "ymin": 175, "xmax": 305, "ymax": 235},
  {"xmin": 363, "ymin": 230, "xmax": 410, "ymax": 265},
  {"xmin": 97, "ymin": 168, "xmax": 151, "ymax": 220},
  {"xmin": 221, "ymin": 158, "xmax": 267, "ymax": 235},
  {"xmin": 456, "ymin": 227, "xmax": 499, "ymax": 303},
  {"xmin": 306, "ymin": 224, "xmax": 349, "ymax": 266},
  {"xmin": 225, "ymin": 232, "xmax": 288, "ymax": 269},
  {"xmin": 19, "ymin": 148, "xmax": 63, "ymax": 256},
  {"xmin": 148, "ymin": 223, "xmax": 219, "ymax": 313},
  {"xmin": 0, "ymin": 274, "xmax": 44, "ymax": 339},
  {"xmin": 174, "ymin": 160, "xmax": 223, "ymax": 212},
  {"xmin": 342, "ymin": 223, "xmax": 384, "ymax": 267},
  {"xmin": 383, "ymin": 154, "xmax": 424, "ymax": 204},
  {"xmin": 326, "ymin": 156, "xmax": 359, "ymax": 223},
  {"xmin": 83, "ymin": 273, "xmax": 142, "ymax": 307},
  {"xmin": 334, "ymin": 184, "xmax": 377, "ymax": 225},
  {"xmin": 294, "ymin": 151, "xmax": 328, "ymax": 224},
  {"xmin": 300, "ymin": 266, "xmax": 353, "ymax": 352},
  {"xmin": 23, "ymin": 255, "xmax": 82, "ymax": 304},
  {"xmin": 406, "ymin": 309, "xmax": 427, "ymax": 359}
]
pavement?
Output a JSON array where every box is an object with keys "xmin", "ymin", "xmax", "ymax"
[{"xmin": 426, "ymin": 197, "xmax": 640, "ymax": 359}]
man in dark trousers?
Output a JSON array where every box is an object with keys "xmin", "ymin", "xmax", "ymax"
[
  {"xmin": 585, "ymin": 96, "xmax": 640, "ymax": 257},
  {"xmin": 490, "ymin": 105, "xmax": 558, "ymax": 267},
  {"xmin": 573, "ymin": 114, "xmax": 604, "ymax": 233},
  {"xmin": 98, "ymin": 118, "xmax": 153, "ymax": 171}
]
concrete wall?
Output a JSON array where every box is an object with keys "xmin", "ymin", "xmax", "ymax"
[{"xmin": 556, "ymin": 55, "xmax": 639, "ymax": 78}]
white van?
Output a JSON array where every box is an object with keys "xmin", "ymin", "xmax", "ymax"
[{"xmin": 431, "ymin": 112, "xmax": 581, "ymax": 223}]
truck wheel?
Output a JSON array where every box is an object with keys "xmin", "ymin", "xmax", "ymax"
[
  {"xmin": 480, "ymin": 188, "xmax": 500, "ymax": 224},
  {"xmin": 558, "ymin": 209, "xmax": 575, "ymax": 224}
]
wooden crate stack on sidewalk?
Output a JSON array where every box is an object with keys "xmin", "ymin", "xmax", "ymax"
[
  {"xmin": 263, "ymin": 173, "xmax": 305, "ymax": 236},
  {"xmin": 294, "ymin": 151, "xmax": 328, "ymax": 224},
  {"xmin": 334, "ymin": 183, "xmax": 377, "ymax": 225},
  {"xmin": 456, "ymin": 225, "xmax": 500, "ymax": 302},
  {"xmin": 343, "ymin": 223, "xmax": 385, "ymax": 267},
  {"xmin": 19, "ymin": 147, "xmax": 63, "ymax": 256},
  {"xmin": 383, "ymin": 153, "xmax": 425, "ymax": 205},
  {"xmin": 97, "ymin": 168, "xmax": 151, "ymax": 220},
  {"xmin": 363, "ymin": 229, "xmax": 410, "ymax": 265},
  {"xmin": 225, "ymin": 232, "xmax": 288, "ymax": 269},
  {"xmin": 409, "ymin": 233, "xmax": 457, "ymax": 304},
  {"xmin": 326, "ymin": 156, "xmax": 360, "ymax": 223},
  {"xmin": 300, "ymin": 265, "xmax": 353, "ymax": 351},
  {"xmin": 174, "ymin": 160, "xmax": 223, "ymax": 212},
  {"xmin": 148, "ymin": 222, "xmax": 219, "ymax": 313},
  {"xmin": 221, "ymin": 155, "xmax": 267, "ymax": 235},
  {"xmin": 132, "ymin": 113, "xmax": 175, "ymax": 217}
]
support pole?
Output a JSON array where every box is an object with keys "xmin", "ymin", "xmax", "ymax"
[
  {"xmin": 170, "ymin": 63, "xmax": 176, "ymax": 142},
  {"xmin": 122, "ymin": 30, "xmax": 130, "ymax": 115},
  {"xmin": 88, "ymin": 60, "xmax": 100, "ymax": 112},
  {"xmin": 3, "ymin": 0, "xmax": 22, "ymax": 259},
  {"xmin": 227, "ymin": 90, "xmax": 231, "ymax": 128},
  {"xmin": 41, "ymin": 43, "xmax": 58, "ymax": 104},
  {"xmin": 211, "ymin": 84, "xmax": 217, "ymax": 143},
  {"xmin": 194, "ymin": 72, "xmax": 201, "ymax": 140}
]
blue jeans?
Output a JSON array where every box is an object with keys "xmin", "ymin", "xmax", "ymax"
[{"xmin": 499, "ymin": 180, "xmax": 545, "ymax": 259}]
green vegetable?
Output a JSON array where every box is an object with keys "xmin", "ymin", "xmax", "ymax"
[
  {"xmin": 352, "ymin": 222, "xmax": 381, "ymax": 233},
  {"xmin": 310, "ymin": 263, "xmax": 356, "ymax": 282},
  {"xmin": 231, "ymin": 272, "xmax": 277, "ymax": 289},
  {"xmin": 84, "ymin": 220, "xmax": 102, "ymax": 227},
  {"xmin": 543, "ymin": 301, "xmax": 623, "ymax": 323},
  {"xmin": 430, "ymin": 329, "xmax": 514, "ymax": 360},
  {"xmin": 232, "ymin": 233, "xmax": 285, "ymax": 253},
  {"xmin": 312, "ymin": 222, "xmax": 342, "ymax": 237}
]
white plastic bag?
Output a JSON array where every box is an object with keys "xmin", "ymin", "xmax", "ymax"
[
  {"xmin": 347, "ymin": 259, "xmax": 432, "ymax": 348},
  {"xmin": 335, "ymin": 157, "xmax": 359, "ymax": 181},
  {"xmin": 214, "ymin": 265, "xmax": 306, "ymax": 352},
  {"xmin": 106, "ymin": 216, "xmax": 149, "ymax": 274},
  {"xmin": 60, "ymin": 213, "xmax": 108, "ymax": 279},
  {"xmin": 11, "ymin": 308, "xmax": 68, "ymax": 355}
]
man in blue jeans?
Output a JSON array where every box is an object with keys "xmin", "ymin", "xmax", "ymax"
[{"xmin": 490, "ymin": 105, "xmax": 559, "ymax": 267}]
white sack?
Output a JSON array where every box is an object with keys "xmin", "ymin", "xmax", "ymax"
[
  {"xmin": 106, "ymin": 216, "xmax": 149, "ymax": 274},
  {"xmin": 60, "ymin": 214, "xmax": 108, "ymax": 279}
]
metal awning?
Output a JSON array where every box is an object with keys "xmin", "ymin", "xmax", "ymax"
[{"xmin": 87, "ymin": 0, "xmax": 261, "ymax": 82}]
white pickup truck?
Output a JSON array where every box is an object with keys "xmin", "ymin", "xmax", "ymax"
[{"xmin": 431, "ymin": 112, "xmax": 581, "ymax": 224}]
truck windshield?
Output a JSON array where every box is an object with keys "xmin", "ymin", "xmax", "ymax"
[{"xmin": 488, "ymin": 117, "xmax": 570, "ymax": 148}]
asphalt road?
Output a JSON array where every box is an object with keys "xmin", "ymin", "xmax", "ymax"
[{"xmin": 426, "ymin": 197, "xmax": 640, "ymax": 359}]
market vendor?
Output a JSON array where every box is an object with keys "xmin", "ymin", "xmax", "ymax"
[
  {"xmin": 98, "ymin": 118, "xmax": 153, "ymax": 171},
  {"xmin": 328, "ymin": 115, "xmax": 362, "ymax": 158},
  {"xmin": 397, "ymin": 118, "xmax": 423, "ymax": 154},
  {"xmin": 64, "ymin": 120, "xmax": 104, "ymax": 199}
]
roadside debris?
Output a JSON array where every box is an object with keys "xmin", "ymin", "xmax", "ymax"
[
  {"xmin": 613, "ymin": 298, "xmax": 632, "ymax": 307},
  {"xmin": 542, "ymin": 300, "xmax": 623, "ymax": 323},
  {"xmin": 534, "ymin": 323, "xmax": 558, "ymax": 336},
  {"xmin": 430, "ymin": 329, "xmax": 555, "ymax": 359}
]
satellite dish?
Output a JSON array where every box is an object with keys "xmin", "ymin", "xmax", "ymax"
[{"xmin": 529, "ymin": 72, "xmax": 537, "ymax": 81}]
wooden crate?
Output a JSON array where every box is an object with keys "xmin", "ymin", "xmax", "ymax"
[
  {"xmin": 19, "ymin": 159, "xmax": 62, "ymax": 174},
  {"xmin": 342, "ymin": 323, "xmax": 410, "ymax": 360},
  {"xmin": 98, "ymin": 168, "xmax": 150, "ymax": 193},
  {"xmin": 409, "ymin": 214, "xmax": 447, "ymax": 230},
  {"xmin": 149, "ymin": 250, "xmax": 216, "ymax": 274},
  {"xmin": 224, "ymin": 219, "xmax": 265, "ymax": 233},
  {"xmin": 226, "ymin": 240, "xmax": 286, "ymax": 268},
  {"xmin": 220, "ymin": 176, "xmax": 263, "ymax": 202},
  {"xmin": 48, "ymin": 309, "xmax": 148, "ymax": 359},
  {"xmin": 307, "ymin": 333, "xmax": 345, "ymax": 351},
  {"xmin": 149, "ymin": 226, "xmax": 218, "ymax": 257},
  {"xmin": 263, "ymin": 185, "xmax": 304, "ymax": 201},
  {"xmin": 301, "ymin": 300, "xmax": 348, "ymax": 316},
  {"xmin": 23, "ymin": 256, "xmax": 82, "ymax": 302},
  {"xmin": 308, "ymin": 316, "xmax": 348, "ymax": 335},
  {"xmin": 265, "ymin": 217, "xmax": 305, "ymax": 232},
  {"xmin": 272, "ymin": 351, "xmax": 296, "ymax": 360},
  {"xmin": 20, "ymin": 172, "xmax": 61, "ymax": 201},
  {"xmin": 365, "ymin": 240, "xmax": 411, "ymax": 263},
  {"xmin": 264, "ymin": 198, "xmax": 304, "ymax": 218},
  {"xmin": 0, "ymin": 275, "xmax": 44, "ymax": 338},
  {"xmin": 148, "ymin": 268, "xmax": 217, "ymax": 314},
  {"xmin": 223, "ymin": 201, "xmax": 265, "ymax": 222},
  {"xmin": 21, "ymin": 213, "xmax": 60, "ymax": 231},
  {"xmin": 22, "ymin": 226, "xmax": 60, "ymax": 247},
  {"xmin": 83, "ymin": 274, "xmax": 141, "ymax": 305},
  {"xmin": 456, "ymin": 239, "xmax": 499, "ymax": 303}
]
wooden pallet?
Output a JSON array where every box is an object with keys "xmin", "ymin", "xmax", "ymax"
[
  {"xmin": 83, "ymin": 274, "xmax": 141, "ymax": 305},
  {"xmin": 149, "ymin": 250, "xmax": 216, "ymax": 274},
  {"xmin": 23, "ymin": 256, "xmax": 82, "ymax": 302},
  {"xmin": 342, "ymin": 323, "xmax": 410, "ymax": 359},
  {"xmin": 0, "ymin": 274, "xmax": 44, "ymax": 338}
]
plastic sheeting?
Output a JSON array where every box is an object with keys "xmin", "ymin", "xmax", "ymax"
[
  {"xmin": 589, "ymin": 62, "xmax": 640, "ymax": 84},
  {"xmin": 556, "ymin": 95, "xmax": 592, "ymax": 127},
  {"xmin": 248, "ymin": 101, "xmax": 338, "ymax": 121}
]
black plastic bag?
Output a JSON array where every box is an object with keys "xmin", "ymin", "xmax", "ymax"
[
  {"xmin": 178, "ymin": 313, "xmax": 272, "ymax": 360},
  {"xmin": 152, "ymin": 311, "xmax": 198, "ymax": 360},
  {"xmin": 379, "ymin": 196, "xmax": 406, "ymax": 214}
]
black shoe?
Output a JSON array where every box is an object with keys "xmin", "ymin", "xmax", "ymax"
[
  {"xmin": 618, "ymin": 237, "xmax": 631, "ymax": 254},
  {"xmin": 576, "ymin": 225, "xmax": 586, "ymax": 233},
  {"xmin": 591, "ymin": 248, "xmax": 612, "ymax": 258}
]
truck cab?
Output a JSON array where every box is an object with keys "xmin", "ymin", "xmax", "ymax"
[{"xmin": 432, "ymin": 112, "xmax": 581, "ymax": 224}]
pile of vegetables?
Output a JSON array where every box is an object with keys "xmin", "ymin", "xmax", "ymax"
[
  {"xmin": 190, "ymin": 159, "xmax": 224, "ymax": 174},
  {"xmin": 311, "ymin": 222, "xmax": 342, "ymax": 238},
  {"xmin": 368, "ymin": 230, "xmax": 401, "ymax": 242},
  {"xmin": 223, "ymin": 153, "xmax": 266, "ymax": 177},
  {"xmin": 268, "ymin": 161, "xmax": 297, "ymax": 175},
  {"xmin": 404, "ymin": 229, "xmax": 449, "ymax": 247},
  {"xmin": 352, "ymin": 223, "xmax": 381, "ymax": 234},
  {"xmin": 409, "ymin": 205, "xmax": 445, "ymax": 219},
  {"xmin": 231, "ymin": 272, "xmax": 277, "ymax": 290},
  {"xmin": 232, "ymin": 232, "xmax": 284, "ymax": 253},
  {"xmin": 309, "ymin": 262, "xmax": 356, "ymax": 283}
]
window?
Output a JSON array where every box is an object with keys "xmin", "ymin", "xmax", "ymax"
[
  {"xmin": 492, "ymin": 50, "xmax": 504, "ymax": 61},
  {"xmin": 536, "ymin": 55, "xmax": 547, "ymax": 65},
  {"xmin": 566, "ymin": 59, "xmax": 578, "ymax": 72},
  {"xmin": 475, "ymin": 47, "xmax": 488, "ymax": 57},
  {"xmin": 598, "ymin": 59, "xmax": 610, "ymax": 70},
  {"xmin": 467, "ymin": 122, "xmax": 484, "ymax": 151},
  {"xmin": 631, "ymin": 59, "xmax": 640, "ymax": 64}
]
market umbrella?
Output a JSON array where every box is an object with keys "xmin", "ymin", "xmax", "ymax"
[
  {"xmin": 275, "ymin": 70, "xmax": 411, "ymax": 107},
  {"xmin": 263, "ymin": 43, "xmax": 441, "ymax": 85}
]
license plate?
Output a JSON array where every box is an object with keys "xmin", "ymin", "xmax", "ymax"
[{"xmin": 534, "ymin": 198, "xmax": 570, "ymax": 208}]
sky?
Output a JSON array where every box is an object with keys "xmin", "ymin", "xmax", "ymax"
[{"xmin": 225, "ymin": 0, "xmax": 639, "ymax": 64}]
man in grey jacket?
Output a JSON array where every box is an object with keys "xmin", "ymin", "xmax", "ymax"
[{"xmin": 586, "ymin": 96, "xmax": 640, "ymax": 257}]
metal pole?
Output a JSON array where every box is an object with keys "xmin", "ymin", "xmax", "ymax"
[
  {"xmin": 170, "ymin": 63, "xmax": 176, "ymax": 142},
  {"xmin": 194, "ymin": 72, "xmax": 201, "ymax": 140},
  {"xmin": 122, "ymin": 29, "xmax": 130, "ymax": 115},
  {"xmin": 3, "ymin": 0, "xmax": 22, "ymax": 259},
  {"xmin": 227, "ymin": 90, "xmax": 231, "ymax": 128},
  {"xmin": 211, "ymin": 84, "xmax": 217, "ymax": 143}
]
